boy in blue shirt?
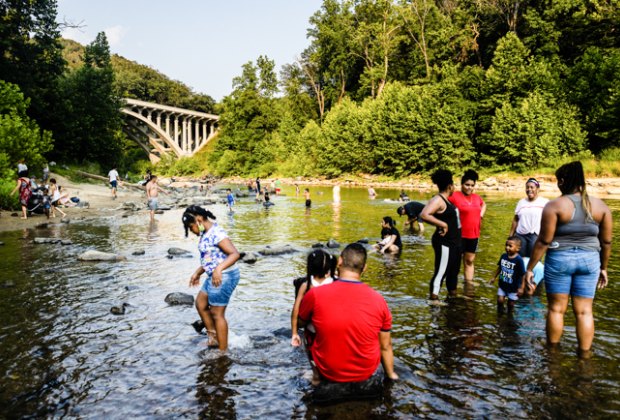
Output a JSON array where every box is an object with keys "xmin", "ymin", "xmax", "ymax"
[
  {"xmin": 226, "ymin": 188, "xmax": 235, "ymax": 212},
  {"xmin": 490, "ymin": 236, "xmax": 526, "ymax": 313}
]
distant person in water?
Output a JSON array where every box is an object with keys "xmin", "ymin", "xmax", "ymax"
[
  {"xmin": 420, "ymin": 169, "xmax": 462, "ymax": 301},
  {"xmin": 398, "ymin": 190, "xmax": 409, "ymax": 202},
  {"xmin": 226, "ymin": 188, "xmax": 235, "ymax": 212},
  {"xmin": 373, "ymin": 216, "xmax": 402, "ymax": 254},
  {"xmin": 298, "ymin": 243, "xmax": 398, "ymax": 385},
  {"xmin": 108, "ymin": 167, "xmax": 120, "ymax": 200},
  {"xmin": 146, "ymin": 175, "xmax": 169, "ymax": 222},
  {"xmin": 304, "ymin": 188, "xmax": 311, "ymax": 208},
  {"xmin": 490, "ymin": 236, "xmax": 526, "ymax": 313},
  {"xmin": 184, "ymin": 205, "xmax": 241, "ymax": 351},
  {"xmin": 368, "ymin": 187, "xmax": 377, "ymax": 199}
]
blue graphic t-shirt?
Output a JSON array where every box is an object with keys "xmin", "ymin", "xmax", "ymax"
[
  {"xmin": 198, "ymin": 223, "xmax": 228, "ymax": 275},
  {"xmin": 497, "ymin": 253, "xmax": 526, "ymax": 294}
]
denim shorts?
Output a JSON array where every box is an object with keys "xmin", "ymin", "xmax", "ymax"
[
  {"xmin": 544, "ymin": 249, "xmax": 600, "ymax": 298},
  {"xmin": 201, "ymin": 265, "xmax": 240, "ymax": 306}
]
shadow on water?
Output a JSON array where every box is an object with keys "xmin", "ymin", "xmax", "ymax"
[{"xmin": 1, "ymin": 186, "xmax": 620, "ymax": 418}]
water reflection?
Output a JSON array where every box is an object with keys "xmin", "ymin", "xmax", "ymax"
[{"xmin": 196, "ymin": 354, "xmax": 236, "ymax": 419}]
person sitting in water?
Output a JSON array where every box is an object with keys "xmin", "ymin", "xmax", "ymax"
[
  {"xmin": 298, "ymin": 243, "xmax": 398, "ymax": 385},
  {"xmin": 397, "ymin": 201, "xmax": 425, "ymax": 234},
  {"xmin": 290, "ymin": 250, "xmax": 336, "ymax": 385},
  {"xmin": 373, "ymin": 216, "xmax": 402, "ymax": 254},
  {"xmin": 398, "ymin": 190, "xmax": 410, "ymax": 202}
]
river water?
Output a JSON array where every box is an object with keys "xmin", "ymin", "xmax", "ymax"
[{"xmin": 1, "ymin": 185, "xmax": 619, "ymax": 419}]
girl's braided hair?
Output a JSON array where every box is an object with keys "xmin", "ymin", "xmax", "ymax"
[{"xmin": 182, "ymin": 205, "xmax": 216, "ymax": 237}]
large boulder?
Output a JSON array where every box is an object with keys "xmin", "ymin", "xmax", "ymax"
[
  {"xmin": 78, "ymin": 250, "xmax": 126, "ymax": 261},
  {"xmin": 165, "ymin": 292, "xmax": 194, "ymax": 306}
]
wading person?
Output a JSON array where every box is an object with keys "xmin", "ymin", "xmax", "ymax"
[
  {"xmin": 298, "ymin": 243, "xmax": 398, "ymax": 386},
  {"xmin": 509, "ymin": 178, "xmax": 549, "ymax": 258},
  {"xmin": 397, "ymin": 201, "xmax": 425, "ymax": 234},
  {"xmin": 525, "ymin": 161, "xmax": 612, "ymax": 359},
  {"xmin": 420, "ymin": 169, "xmax": 462, "ymax": 301},
  {"xmin": 373, "ymin": 216, "xmax": 402, "ymax": 254},
  {"xmin": 108, "ymin": 167, "xmax": 120, "ymax": 200},
  {"xmin": 449, "ymin": 169, "xmax": 486, "ymax": 283},
  {"xmin": 145, "ymin": 175, "xmax": 169, "ymax": 222},
  {"xmin": 183, "ymin": 205, "xmax": 240, "ymax": 351}
]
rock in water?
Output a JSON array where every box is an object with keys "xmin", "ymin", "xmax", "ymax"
[
  {"xmin": 110, "ymin": 303, "xmax": 129, "ymax": 315},
  {"xmin": 78, "ymin": 250, "xmax": 127, "ymax": 261},
  {"xmin": 33, "ymin": 237, "xmax": 61, "ymax": 244},
  {"xmin": 167, "ymin": 247, "xmax": 192, "ymax": 256},
  {"xmin": 240, "ymin": 252, "xmax": 259, "ymax": 264},
  {"xmin": 326, "ymin": 239, "xmax": 340, "ymax": 248},
  {"xmin": 258, "ymin": 245, "xmax": 296, "ymax": 256},
  {"xmin": 165, "ymin": 292, "xmax": 194, "ymax": 306},
  {"xmin": 132, "ymin": 249, "xmax": 146, "ymax": 256}
]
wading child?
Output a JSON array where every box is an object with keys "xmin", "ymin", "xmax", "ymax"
[
  {"xmin": 304, "ymin": 188, "xmax": 311, "ymax": 208},
  {"xmin": 291, "ymin": 250, "xmax": 336, "ymax": 384},
  {"xmin": 226, "ymin": 188, "xmax": 235, "ymax": 212},
  {"xmin": 490, "ymin": 236, "xmax": 526, "ymax": 313}
]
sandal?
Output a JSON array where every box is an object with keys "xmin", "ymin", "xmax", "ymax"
[{"xmin": 206, "ymin": 330, "xmax": 219, "ymax": 348}]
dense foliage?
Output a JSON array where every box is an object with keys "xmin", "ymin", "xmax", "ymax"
[{"xmin": 210, "ymin": 0, "xmax": 620, "ymax": 177}]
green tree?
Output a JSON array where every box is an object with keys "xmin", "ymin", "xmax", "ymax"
[
  {"xmin": 0, "ymin": 0, "xmax": 65, "ymax": 132},
  {"xmin": 54, "ymin": 32, "xmax": 123, "ymax": 164},
  {"xmin": 0, "ymin": 80, "xmax": 53, "ymax": 179}
]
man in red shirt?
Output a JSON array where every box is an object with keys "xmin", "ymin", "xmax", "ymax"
[{"xmin": 298, "ymin": 243, "xmax": 398, "ymax": 384}]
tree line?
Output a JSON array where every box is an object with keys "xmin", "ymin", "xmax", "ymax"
[{"xmin": 209, "ymin": 0, "xmax": 620, "ymax": 177}]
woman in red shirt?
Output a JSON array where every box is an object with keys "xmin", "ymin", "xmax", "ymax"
[{"xmin": 449, "ymin": 169, "xmax": 486, "ymax": 283}]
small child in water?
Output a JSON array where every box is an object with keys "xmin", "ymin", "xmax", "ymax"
[
  {"xmin": 490, "ymin": 236, "xmax": 526, "ymax": 312},
  {"xmin": 291, "ymin": 250, "xmax": 336, "ymax": 383},
  {"xmin": 226, "ymin": 188, "xmax": 235, "ymax": 212}
]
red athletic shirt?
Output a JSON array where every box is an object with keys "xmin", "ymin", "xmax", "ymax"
[
  {"xmin": 449, "ymin": 191, "xmax": 484, "ymax": 239},
  {"xmin": 298, "ymin": 280, "xmax": 392, "ymax": 383}
]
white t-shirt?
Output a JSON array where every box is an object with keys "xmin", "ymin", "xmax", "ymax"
[
  {"xmin": 515, "ymin": 196, "xmax": 549, "ymax": 235},
  {"xmin": 108, "ymin": 169, "xmax": 119, "ymax": 182},
  {"xmin": 17, "ymin": 163, "xmax": 28, "ymax": 173}
]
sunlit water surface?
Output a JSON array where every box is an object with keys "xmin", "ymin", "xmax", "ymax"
[{"xmin": 1, "ymin": 186, "xmax": 619, "ymax": 418}]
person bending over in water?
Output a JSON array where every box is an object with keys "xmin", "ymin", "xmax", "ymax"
[
  {"xmin": 373, "ymin": 216, "xmax": 402, "ymax": 254},
  {"xmin": 490, "ymin": 236, "xmax": 526, "ymax": 313},
  {"xmin": 183, "ymin": 205, "xmax": 240, "ymax": 351}
]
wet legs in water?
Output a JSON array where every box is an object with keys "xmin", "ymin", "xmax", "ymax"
[
  {"xmin": 195, "ymin": 291, "xmax": 220, "ymax": 349},
  {"xmin": 547, "ymin": 293, "xmax": 595, "ymax": 358},
  {"xmin": 496, "ymin": 296, "xmax": 515, "ymax": 314}
]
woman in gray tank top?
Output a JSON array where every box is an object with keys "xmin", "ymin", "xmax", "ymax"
[{"xmin": 525, "ymin": 161, "xmax": 612, "ymax": 359}]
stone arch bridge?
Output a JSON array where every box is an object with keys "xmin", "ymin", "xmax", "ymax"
[{"xmin": 121, "ymin": 98, "xmax": 219, "ymax": 162}]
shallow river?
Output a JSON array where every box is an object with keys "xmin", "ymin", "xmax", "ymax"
[{"xmin": 1, "ymin": 186, "xmax": 619, "ymax": 419}]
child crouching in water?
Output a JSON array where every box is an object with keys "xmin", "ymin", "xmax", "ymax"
[
  {"xmin": 291, "ymin": 250, "xmax": 336, "ymax": 384},
  {"xmin": 490, "ymin": 236, "xmax": 526, "ymax": 313}
]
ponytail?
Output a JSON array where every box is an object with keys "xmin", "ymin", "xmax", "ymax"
[{"xmin": 181, "ymin": 205, "xmax": 216, "ymax": 237}]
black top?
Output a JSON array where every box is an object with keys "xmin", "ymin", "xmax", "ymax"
[
  {"xmin": 498, "ymin": 253, "xmax": 526, "ymax": 294},
  {"xmin": 432, "ymin": 195, "xmax": 461, "ymax": 247},
  {"xmin": 403, "ymin": 201, "xmax": 425, "ymax": 219},
  {"xmin": 381, "ymin": 226, "xmax": 402, "ymax": 250}
]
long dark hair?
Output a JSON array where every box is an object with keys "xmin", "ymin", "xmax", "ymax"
[
  {"xmin": 555, "ymin": 161, "xmax": 591, "ymax": 220},
  {"xmin": 306, "ymin": 249, "xmax": 334, "ymax": 283},
  {"xmin": 382, "ymin": 216, "xmax": 395, "ymax": 228},
  {"xmin": 182, "ymin": 205, "xmax": 216, "ymax": 237}
]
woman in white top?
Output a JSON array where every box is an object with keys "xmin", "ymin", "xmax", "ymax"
[{"xmin": 509, "ymin": 178, "xmax": 549, "ymax": 258}]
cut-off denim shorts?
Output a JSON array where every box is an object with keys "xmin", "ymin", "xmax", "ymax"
[
  {"xmin": 544, "ymin": 248, "xmax": 600, "ymax": 298},
  {"xmin": 201, "ymin": 265, "xmax": 240, "ymax": 306}
]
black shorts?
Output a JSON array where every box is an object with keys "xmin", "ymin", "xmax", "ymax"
[
  {"xmin": 461, "ymin": 238, "xmax": 479, "ymax": 254},
  {"xmin": 305, "ymin": 199, "xmax": 311, "ymax": 208}
]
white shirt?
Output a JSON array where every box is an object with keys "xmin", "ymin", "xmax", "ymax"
[
  {"xmin": 108, "ymin": 169, "xmax": 119, "ymax": 182},
  {"xmin": 17, "ymin": 163, "xmax": 27, "ymax": 173},
  {"xmin": 515, "ymin": 196, "xmax": 549, "ymax": 235}
]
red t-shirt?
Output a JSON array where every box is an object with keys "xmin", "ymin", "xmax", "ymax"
[
  {"xmin": 298, "ymin": 280, "xmax": 392, "ymax": 383},
  {"xmin": 449, "ymin": 191, "xmax": 484, "ymax": 239}
]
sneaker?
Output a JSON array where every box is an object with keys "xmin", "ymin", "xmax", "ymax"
[{"xmin": 192, "ymin": 320, "xmax": 205, "ymax": 334}]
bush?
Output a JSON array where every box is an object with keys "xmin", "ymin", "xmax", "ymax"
[{"xmin": 0, "ymin": 178, "xmax": 18, "ymax": 210}]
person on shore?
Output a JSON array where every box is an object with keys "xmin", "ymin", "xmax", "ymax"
[
  {"xmin": 226, "ymin": 188, "xmax": 235, "ymax": 212},
  {"xmin": 17, "ymin": 159, "xmax": 27, "ymax": 177},
  {"xmin": 184, "ymin": 205, "xmax": 241, "ymax": 351},
  {"xmin": 490, "ymin": 236, "xmax": 526, "ymax": 313},
  {"xmin": 449, "ymin": 169, "xmax": 486, "ymax": 283},
  {"xmin": 525, "ymin": 161, "xmax": 612, "ymax": 359},
  {"xmin": 420, "ymin": 169, "xmax": 462, "ymax": 301},
  {"xmin": 49, "ymin": 178, "xmax": 67, "ymax": 218},
  {"xmin": 373, "ymin": 216, "xmax": 402, "ymax": 254},
  {"xmin": 11, "ymin": 171, "xmax": 31, "ymax": 219},
  {"xmin": 108, "ymin": 167, "xmax": 120, "ymax": 200},
  {"xmin": 298, "ymin": 243, "xmax": 398, "ymax": 385},
  {"xmin": 146, "ymin": 175, "xmax": 169, "ymax": 222},
  {"xmin": 397, "ymin": 201, "xmax": 425, "ymax": 234},
  {"xmin": 304, "ymin": 188, "xmax": 311, "ymax": 208},
  {"xmin": 290, "ymin": 250, "xmax": 336, "ymax": 384},
  {"xmin": 509, "ymin": 178, "xmax": 549, "ymax": 258}
]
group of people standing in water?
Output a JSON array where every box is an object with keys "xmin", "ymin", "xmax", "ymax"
[{"xmin": 180, "ymin": 160, "xmax": 611, "ymax": 392}]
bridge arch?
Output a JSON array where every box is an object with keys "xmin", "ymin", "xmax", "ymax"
[{"xmin": 121, "ymin": 98, "xmax": 219, "ymax": 162}]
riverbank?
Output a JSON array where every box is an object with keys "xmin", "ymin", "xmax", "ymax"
[{"xmin": 2, "ymin": 172, "xmax": 619, "ymax": 233}]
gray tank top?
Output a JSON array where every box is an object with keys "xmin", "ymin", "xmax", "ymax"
[{"xmin": 550, "ymin": 194, "xmax": 600, "ymax": 251}]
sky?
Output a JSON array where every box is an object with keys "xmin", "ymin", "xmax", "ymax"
[{"xmin": 56, "ymin": 0, "xmax": 324, "ymax": 101}]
